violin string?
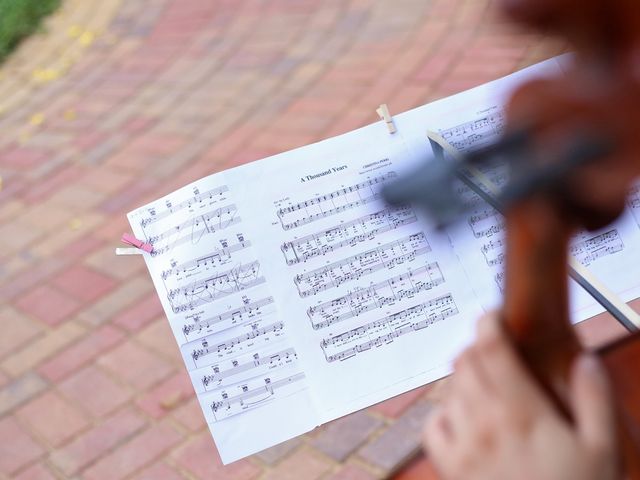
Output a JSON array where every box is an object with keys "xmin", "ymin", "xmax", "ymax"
[{"xmin": 425, "ymin": 130, "xmax": 640, "ymax": 332}]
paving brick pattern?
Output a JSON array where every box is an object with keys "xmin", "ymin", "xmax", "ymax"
[{"xmin": 0, "ymin": 0, "xmax": 627, "ymax": 478}]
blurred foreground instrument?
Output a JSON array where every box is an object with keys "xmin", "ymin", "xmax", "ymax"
[{"xmin": 388, "ymin": 0, "xmax": 640, "ymax": 477}]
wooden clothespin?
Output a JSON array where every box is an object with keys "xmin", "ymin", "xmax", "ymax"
[
  {"xmin": 115, "ymin": 247, "xmax": 143, "ymax": 255},
  {"xmin": 116, "ymin": 232, "xmax": 153, "ymax": 256},
  {"xmin": 376, "ymin": 104, "xmax": 396, "ymax": 134}
]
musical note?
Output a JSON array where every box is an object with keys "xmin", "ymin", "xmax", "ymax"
[
  {"xmin": 140, "ymin": 185, "xmax": 229, "ymax": 227},
  {"xmin": 198, "ymin": 347, "xmax": 298, "ymax": 390},
  {"xmin": 149, "ymin": 204, "xmax": 241, "ymax": 256},
  {"xmin": 181, "ymin": 296, "xmax": 275, "ymax": 341},
  {"xmin": 481, "ymin": 238, "xmax": 506, "ymax": 267},
  {"xmin": 294, "ymin": 233, "xmax": 431, "ymax": 297},
  {"xmin": 571, "ymin": 229, "xmax": 624, "ymax": 266},
  {"xmin": 280, "ymin": 205, "xmax": 417, "ymax": 266},
  {"xmin": 307, "ymin": 263, "xmax": 445, "ymax": 329},
  {"xmin": 440, "ymin": 111, "xmax": 505, "ymax": 151},
  {"xmin": 320, "ymin": 294, "xmax": 459, "ymax": 362},
  {"xmin": 189, "ymin": 321, "xmax": 286, "ymax": 368},
  {"xmin": 208, "ymin": 372, "xmax": 306, "ymax": 421},
  {"xmin": 468, "ymin": 208, "xmax": 505, "ymax": 239},
  {"xmin": 169, "ymin": 261, "xmax": 265, "ymax": 313},
  {"xmin": 627, "ymin": 184, "xmax": 640, "ymax": 230},
  {"xmin": 276, "ymin": 173, "xmax": 397, "ymax": 230},
  {"xmin": 161, "ymin": 236, "xmax": 251, "ymax": 280},
  {"xmin": 495, "ymin": 271, "xmax": 505, "ymax": 292}
]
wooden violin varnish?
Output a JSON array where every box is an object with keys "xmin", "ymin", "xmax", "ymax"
[{"xmin": 392, "ymin": 0, "xmax": 640, "ymax": 478}]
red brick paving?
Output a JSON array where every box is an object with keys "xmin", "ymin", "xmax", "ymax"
[
  {"xmin": 38, "ymin": 324, "xmax": 125, "ymax": 382},
  {"xmin": 58, "ymin": 365, "xmax": 133, "ymax": 418},
  {"xmin": 0, "ymin": 0, "xmax": 623, "ymax": 478},
  {"xmin": 15, "ymin": 391, "xmax": 90, "ymax": 448},
  {"xmin": 0, "ymin": 417, "xmax": 45, "ymax": 475},
  {"xmin": 15, "ymin": 285, "xmax": 80, "ymax": 327},
  {"xmin": 82, "ymin": 421, "xmax": 183, "ymax": 480},
  {"xmin": 49, "ymin": 407, "xmax": 147, "ymax": 476}
]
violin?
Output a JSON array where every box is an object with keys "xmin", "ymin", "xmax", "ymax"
[{"xmin": 391, "ymin": 0, "xmax": 640, "ymax": 478}]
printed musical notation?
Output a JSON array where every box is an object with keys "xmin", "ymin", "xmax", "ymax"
[
  {"xmin": 294, "ymin": 233, "xmax": 431, "ymax": 297},
  {"xmin": 188, "ymin": 321, "xmax": 286, "ymax": 369},
  {"xmin": 181, "ymin": 296, "xmax": 275, "ymax": 341},
  {"xmin": 628, "ymin": 184, "xmax": 640, "ymax": 229},
  {"xmin": 277, "ymin": 173, "xmax": 397, "ymax": 230},
  {"xmin": 207, "ymin": 372, "xmax": 306, "ymax": 421},
  {"xmin": 320, "ymin": 294, "xmax": 459, "ymax": 362},
  {"xmin": 148, "ymin": 204, "xmax": 241, "ymax": 256},
  {"xmin": 162, "ymin": 235, "xmax": 250, "ymax": 280},
  {"xmin": 129, "ymin": 181, "xmax": 309, "ymax": 428},
  {"xmin": 440, "ymin": 111, "xmax": 504, "ymax": 151},
  {"xmin": 436, "ymin": 112, "xmax": 510, "ymax": 302},
  {"xmin": 280, "ymin": 205, "xmax": 417, "ymax": 266},
  {"xmin": 140, "ymin": 185, "xmax": 230, "ymax": 227},
  {"xmin": 481, "ymin": 238, "xmax": 505, "ymax": 267},
  {"xmin": 307, "ymin": 263, "xmax": 445, "ymax": 329},
  {"xmin": 197, "ymin": 347, "xmax": 298, "ymax": 391},
  {"xmin": 168, "ymin": 261, "xmax": 265, "ymax": 313},
  {"xmin": 469, "ymin": 208, "xmax": 504, "ymax": 239},
  {"xmin": 571, "ymin": 230, "xmax": 624, "ymax": 266}
]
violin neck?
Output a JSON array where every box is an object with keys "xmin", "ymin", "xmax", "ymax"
[{"xmin": 503, "ymin": 200, "xmax": 582, "ymax": 402}]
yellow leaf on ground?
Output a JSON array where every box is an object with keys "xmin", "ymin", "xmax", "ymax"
[{"xmin": 29, "ymin": 113, "xmax": 45, "ymax": 126}]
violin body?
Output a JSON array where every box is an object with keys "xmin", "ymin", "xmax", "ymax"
[
  {"xmin": 393, "ymin": 0, "xmax": 640, "ymax": 478},
  {"xmin": 500, "ymin": 0, "xmax": 640, "ymax": 476}
]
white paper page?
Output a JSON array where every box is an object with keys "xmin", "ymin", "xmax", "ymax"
[
  {"xmin": 127, "ymin": 181, "xmax": 320, "ymax": 464},
  {"xmin": 228, "ymin": 124, "xmax": 485, "ymax": 423}
]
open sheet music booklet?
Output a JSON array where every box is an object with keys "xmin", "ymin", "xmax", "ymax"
[{"xmin": 127, "ymin": 54, "xmax": 640, "ymax": 464}]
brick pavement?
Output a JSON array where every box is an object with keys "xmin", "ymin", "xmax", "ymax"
[{"xmin": 0, "ymin": 0, "xmax": 628, "ymax": 479}]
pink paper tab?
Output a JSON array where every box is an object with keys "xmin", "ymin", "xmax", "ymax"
[{"xmin": 121, "ymin": 233, "xmax": 154, "ymax": 253}]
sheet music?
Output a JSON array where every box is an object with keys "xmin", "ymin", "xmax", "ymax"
[
  {"xmin": 128, "ymin": 180, "xmax": 319, "ymax": 462},
  {"xmin": 418, "ymin": 100, "xmax": 640, "ymax": 319},
  {"xmin": 252, "ymin": 145, "xmax": 484, "ymax": 423},
  {"xmin": 128, "ymin": 53, "xmax": 640, "ymax": 464}
]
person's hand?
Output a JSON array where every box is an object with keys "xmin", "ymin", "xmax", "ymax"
[{"xmin": 423, "ymin": 313, "xmax": 619, "ymax": 480}]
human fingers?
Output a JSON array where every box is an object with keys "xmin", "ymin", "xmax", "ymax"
[
  {"xmin": 474, "ymin": 312, "xmax": 549, "ymax": 408},
  {"xmin": 453, "ymin": 346, "xmax": 493, "ymax": 399},
  {"xmin": 570, "ymin": 354, "xmax": 617, "ymax": 458},
  {"xmin": 448, "ymin": 346, "xmax": 495, "ymax": 436},
  {"xmin": 423, "ymin": 406, "xmax": 454, "ymax": 460}
]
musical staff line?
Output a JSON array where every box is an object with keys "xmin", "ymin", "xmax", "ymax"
[
  {"xmin": 294, "ymin": 233, "xmax": 431, "ymax": 297},
  {"xmin": 481, "ymin": 238, "xmax": 505, "ymax": 267},
  {"xmin": 201, "ymin": 347, "xmax": 298, "ymax": 390},
  {"xmin": 149, "ymin": 204, "xmax": 240, "ymax": 256},
  {"xmin": 440, "ymin": 111, "xmax": 504, "ymax": 152},
  {"xmin": 321, "ymin": 294, "xmax": 459, "ymax": 362},
  {"xmin": 280, "ymin": 205, "xmax": 417, "ymax": 266},
  {"xmin": 181, "ymin": 296, "xmax": 275, "ymax": 340},
  {"xmin": 277, "ymin": 173, "xmax": 397, "ymax": 230},
  {"xmin": 169, "ymin": 261, "xmax": 265, "ymax": 313},
  {"xmin": 627, "ymin": 184, "xmax": 640, "ymax": 229},
  {"xmin": 209, "ymin": 372, "xmax": 306, "ymax": 420},
  {"xmin": 308, "ymin": 262, "xmax": 445, "ymax": 329},
  {"xmin": 571, "ymin": 229, "xmax": 624, "ymax": 266},
  {"xmin": 468, "ymin": 207, "xmax": 504, "ymax": 239},
  {"xmin": 140, "ymin": 185, "xmax": 230, "ymax": 227},
  {"xmin": 191, "ymin": 321, "xmax": 285, "ymax": 366},
  {"xmin": 162, "ymin": 237, "xmax": 251, "ymax": 280}
]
